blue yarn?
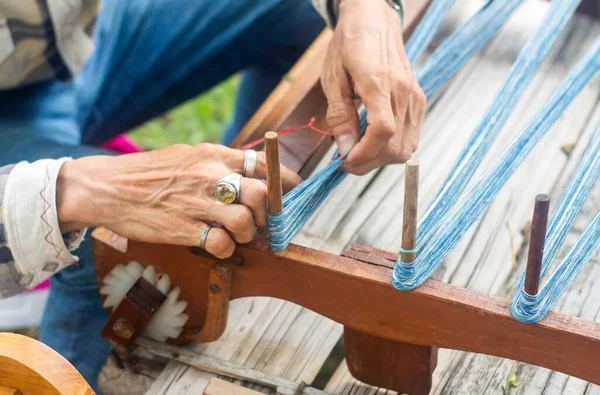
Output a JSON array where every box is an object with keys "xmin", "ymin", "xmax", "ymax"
[
  {"xmin": 405, "ymin": 0, "xmax": 456, "ymax": 66},
  {"xmin": 414, "ymin": 0, "xmax": 583, "ymax": 256},
  {"xmin": 511, "ymin": 214, "xmax": 600, "ymax": 322},
  {"xmin": 269, "ymin": 0, "xmax": 519, "ymax": 251},
  {"xmin": 416, "ymin": 0, "xmax": 523, "ymax": 100},
  {"xmin": 511, "ymin": 213, "xmax": 600, "ymax": 323},
  {"xmin": 268, "ymin": 157, "xmax": 345, "ymax": 250},
  {"xmin": 511, "ymin": 125, "xmax": 600, "ymax": 323},
  {"xmin": 393, "ymin": 33, "xmax": 600, "ymax": 291}
]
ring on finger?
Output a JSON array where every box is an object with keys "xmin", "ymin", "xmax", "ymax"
[
  {"xmin": 243, "ymin": 149, "xmax": 257, "ymax": 178},
  {"xmin": 214, "ymin": 173, "xmax": 242, "ymax": 204},
  {"xmin": 199, "ymin": 225, "xmax": 212, "ymax": 249}
]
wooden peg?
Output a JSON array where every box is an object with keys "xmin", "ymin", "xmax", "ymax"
[
  {"xmin": 401, "ymin": 160, "xmax": 419, "ymax": 262},
  {"xmin": 265, "ymin": 132, "xmax": 283, "ymax": 214},
  {"xmin": 524, "ymin": 194, "xmax": 550, "ymax": 296}
]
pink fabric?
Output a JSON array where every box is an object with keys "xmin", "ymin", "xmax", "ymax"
[
  {"xmin": 32, "ymin": 279, "xmax": 50, "ymax": 291},
  {"xmin": 99, "ymin": 135, "xmax": 143, "ymax": 154},
  {"xmin": 28, "ymin": 135, "xmax": 142, "ymax": 294}
]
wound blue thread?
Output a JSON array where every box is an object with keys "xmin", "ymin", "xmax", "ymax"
[
  {"xmin": 414, "ymin": 0, "xmax": 583, "ymax": 257},
  {"xmin": 393, "ymin": 33, "xmax": 600, "ymax": 293},
  {"xmin": 511, "ymin": 124, "xmax": 600, "ymax": 323},
  {"xmin": 269, "ymin": 0, "xmax": 520, "ymax": 251}
]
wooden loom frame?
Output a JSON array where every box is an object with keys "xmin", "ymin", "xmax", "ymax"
[{"xmin": 92, "ymin": 2, "xmax": 600, "ymax": 394}]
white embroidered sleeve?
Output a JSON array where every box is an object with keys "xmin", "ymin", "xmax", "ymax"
[{"xmin": 2, "ymin": 158, "xmax": 86, "ymax": 293}]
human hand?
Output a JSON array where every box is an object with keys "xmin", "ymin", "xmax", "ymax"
[
  {"xmin": 56, "ymin": 144, "xmax": 302, "ymax": 258},
  {"xmin": 321, "ymin": 0, "xmax": 426, "ymax": 175}
]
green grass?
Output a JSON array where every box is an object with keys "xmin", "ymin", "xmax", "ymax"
[{"xmin": 128, "ymin": 76, "xmax": 239, "ymax": 149}]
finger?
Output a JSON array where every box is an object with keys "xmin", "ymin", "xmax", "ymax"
[
  {"xmin": 390, "ymin": 67, "xmax": 411, "ymax": 143},
  {"xmin": 206, "ymin": 202, "xmax": 256, "ymax": 244},
  {"xmin": 226, "ymin": 150, "xmax": 302, "ymax": 192},
  {"xmin": 346, "ymin": 92, "xmax": 396, "ymax": 165},
  {"xmin": 322, "ymin": 62, "xmax": 361, "ymax": 157},
  {"xmin": 347, "ymin": 69, "xmax": 396, "ymax": 165},
  {"xmin": 253, "ymin": 151, "xmax": 302, "ymax": 192},
  {"xmin": 199, "ymin": 222, "xmax": 236, "ymax": 259},
  {"xmin": 405, "ymin": 81, "xmax": 426, "ymax": 152},
  {"xmin": 239, "ymin": 177, "xmax": 268, "ymax": 228}
]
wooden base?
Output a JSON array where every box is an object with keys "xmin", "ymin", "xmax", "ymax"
[
  {"xmin": 344, "ymin": 327, "xmax": 436, "ymax": 395},
  {"xmin": 93, "ymin": 231, "xmax": 600, "ymax": 388}
]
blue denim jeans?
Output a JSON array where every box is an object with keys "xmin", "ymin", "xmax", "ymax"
[{"xmin": 0, "ymin": 0, "xmax": 323, "ymax": 392}]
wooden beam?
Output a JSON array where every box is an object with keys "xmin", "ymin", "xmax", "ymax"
[{"xmin": 92, "ymin": 230, "xmax": 600, "ymax": 386}]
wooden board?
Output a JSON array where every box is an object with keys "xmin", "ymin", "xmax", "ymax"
[{"xmin": 204, "ymin": 378, "xmax": 262, "ymax": 395}]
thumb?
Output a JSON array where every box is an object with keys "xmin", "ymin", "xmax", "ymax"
[{"xmin": 322, "ymin": 66, "xmax": 361, "ymax": 156}]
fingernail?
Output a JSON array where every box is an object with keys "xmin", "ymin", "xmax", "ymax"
[{"xmin": 337, "ymin": 134, "xmax": 355, "ymax": 155}]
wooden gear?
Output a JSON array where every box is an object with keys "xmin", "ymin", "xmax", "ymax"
[{"xmin": 93, "ymin": 2, "xmax": 600, "ymax": 394}]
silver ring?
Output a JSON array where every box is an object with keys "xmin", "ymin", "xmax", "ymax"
[
  {"xmin": 214, "ymin": 173, "xmax": 242, "ymax": 204},
  {"xmin": 199, "ymin": 226, "xmax": 212, "ymax": 249},
  {"xmin": 243, "ymin": 150, "xmax": 257, "ymax": 178}
]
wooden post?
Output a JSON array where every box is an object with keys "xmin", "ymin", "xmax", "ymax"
[
  {"xmin": 344, "ymin": 328, "xmax": 436, "ymax": 395},
  {"xmin": 579, "ymin": 0, "xmax": 600, "ymax": 16},
  {"xmin": 402, "ymin": 160, "xmax": 419, "ymax": 262},
  {"xmin": 524, "ymin": 194, "xmax": 550, "ymax": 296},
  {"xmin": 264, "ymin": 132, "xmax": 283, "ymax": 214}
]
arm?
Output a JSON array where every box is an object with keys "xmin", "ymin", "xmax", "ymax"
[{"xmin": 1, "ymin": 145, "xmax": 301, "ymax": 299}]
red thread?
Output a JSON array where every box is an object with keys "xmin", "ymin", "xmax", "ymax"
[
  {"xmin": 40, "ymin": 166, "xmax": 64, "ymax": 260},
  {"xmin": 240, "ymin": 117, "xmax": 333, "ymax": 150}
]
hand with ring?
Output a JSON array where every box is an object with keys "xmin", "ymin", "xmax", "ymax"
[{"xmin": 56, "ymin": 143, "xmax": 302, "ymax": 258}]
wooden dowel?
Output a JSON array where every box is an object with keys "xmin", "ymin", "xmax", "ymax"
[
  {"xmin": 401, "ymin": 160, "xmax": 419, "ymax": 263},
  {"xmin": 524, "ymin": 194, "xmax": 550, "ymax": 296},
  {"xmin": 265, "ymin": 132, "xmax": 283, "ymax": 214}
]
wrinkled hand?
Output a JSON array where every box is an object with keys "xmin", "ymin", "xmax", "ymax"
[
  {"xmin": 321, "ymin": 0, "xmax": 426, "ymax": 175},
  {"xmin": 57, "ymin": 144, "xmax": 301, "ymax": 258}
]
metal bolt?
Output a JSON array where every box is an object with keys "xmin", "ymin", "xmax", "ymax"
[
  {"xmin": 209, "ymin": 284, "xmax": 221, "ymax": 294},
  {"xmin": 113, "ymin": 318, "xmax": 135, "ymax": 340}
]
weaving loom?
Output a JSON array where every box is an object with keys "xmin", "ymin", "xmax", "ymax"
[{"xmin": 93, "ymin": 1, "xmax": 600, "ymax": 394}]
